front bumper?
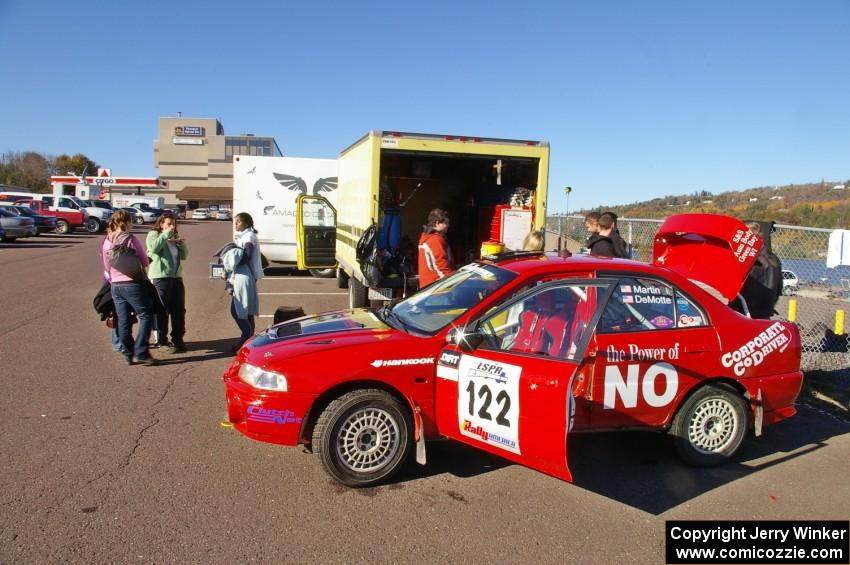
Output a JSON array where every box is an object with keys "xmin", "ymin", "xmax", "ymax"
[{"xmin": 224, "ymin": 365, "xmax": 317, "ymax": 446}]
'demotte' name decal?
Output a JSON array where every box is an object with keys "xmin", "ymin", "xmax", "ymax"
[
  {"xmin": 732, "ymin": 229, "xmax": 759, "ymax": 263},
  {"xmin": 620, "ymin": 284, "xmax": 673, "ymax": 305},
  {"xmin": 370, "ymin": 357, "xmax": 434, "ymax": 368},
  {"xmin": 721, "ymin": 322, "xmax": 791, "ymax": 376}
]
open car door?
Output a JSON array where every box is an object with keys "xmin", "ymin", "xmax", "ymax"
[
  {"xmin": 435, "ymin": 280, "xmax": 608, "ymax": 482},
  {"xmin": 296, "ymin": 194, "xmax": 337, "ymax": 271}
]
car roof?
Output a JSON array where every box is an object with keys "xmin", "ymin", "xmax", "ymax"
[{"xmin": 486, "ymin": 253, "xmax": 667, "ymax": 279}]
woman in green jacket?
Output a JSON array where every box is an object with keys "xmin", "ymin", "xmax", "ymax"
[{"xmin": 146, "ymin": 214, "xmax": 189, "ymax": 353}]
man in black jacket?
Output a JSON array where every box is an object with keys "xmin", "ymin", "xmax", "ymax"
[{"xmin": 587, "ymin": 213, "xmax": 618, "ymax": 257}]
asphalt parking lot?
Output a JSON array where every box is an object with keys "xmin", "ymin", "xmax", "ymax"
[{"xmin": 1, "ymin": 220, "xmax": 849, "ymax": 564}]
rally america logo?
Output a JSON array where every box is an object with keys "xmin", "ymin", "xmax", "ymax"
[{"xmin": 370, "ymin": 357, "xmax": 435, "ymax": 368}]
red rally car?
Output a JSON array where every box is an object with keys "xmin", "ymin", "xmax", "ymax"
[{"xmin": 223, "ymin": 214, "xmax": 802, "ymax": 487}]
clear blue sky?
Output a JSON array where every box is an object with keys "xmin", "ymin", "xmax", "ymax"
[{"xmin": 1, "ymin": 0, "xmax": 847, "ymax": 212}]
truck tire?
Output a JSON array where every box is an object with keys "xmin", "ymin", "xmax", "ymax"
[
  {"xmin": 84, "ymin": 217, "xmax": 101, "ymax": 233},
  {"xmin": 349, "ymin": 278, "xmax": 368, "ymax": 309},
  {"xmin": 309, "ymin": 268, "xmax": 336, "ymax": 278},
  {"xmin": 55, "ymin": 220, "xmax": 71, "ymax": 235},
  {"xmin": 312, "ymin": 389, "xmax": 412, "ymax": 487},
  {"xmin": 671, "ymin": 384, "xmax": 748, "ymax": 467},
  {"xmin": 336, "ymin": 268, "xmax": 349, "ymax": 289}
]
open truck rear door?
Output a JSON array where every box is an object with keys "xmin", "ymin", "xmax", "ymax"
[{"xmin": 296, "ymin": 194, "xmax": 337, "ymax": 271}]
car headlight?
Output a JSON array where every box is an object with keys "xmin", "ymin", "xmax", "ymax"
[{"xmin": 238, "ymin": 363, "xmax": 287, "ymax": 391}]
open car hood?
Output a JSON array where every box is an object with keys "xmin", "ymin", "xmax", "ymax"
[{"xmin": 652, "ymin": 213, "xmax": 762, "ymax": 303}]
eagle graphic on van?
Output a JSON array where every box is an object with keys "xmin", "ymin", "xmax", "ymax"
[{"xmin": 272, "ymin": 173, "xmax": 338, "ymax": 196}]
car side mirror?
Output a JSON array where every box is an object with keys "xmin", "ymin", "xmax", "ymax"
[{"xmin": 446, "ymin": 325, "xmax": 484, "ymax": 353}]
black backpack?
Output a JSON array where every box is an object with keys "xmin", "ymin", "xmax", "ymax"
[{"xmin": 355, "ymin": 224, "xmax": 382, "ymax": 286}]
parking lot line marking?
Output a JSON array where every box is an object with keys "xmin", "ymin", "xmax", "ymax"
[
  {"xmin": 262, "ymin": 276, "xmax": 320, "ymax": 280},
  {"xmin": 258, "ymin": 292, "xmax": 347, "ymax": 295}
]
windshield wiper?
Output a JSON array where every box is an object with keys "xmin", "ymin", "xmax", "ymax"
[{"xmin": 381, "ymin": 303, "xmax": 413, "ymax": 333}]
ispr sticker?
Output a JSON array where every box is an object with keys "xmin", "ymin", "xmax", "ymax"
[{"xmin": 457, "ymin": 355, "xmax": 521, "ymax": 454}]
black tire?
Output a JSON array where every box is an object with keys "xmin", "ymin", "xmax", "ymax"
[
  {"xmin": 2, "ymin": 237, "xmax": 15, "ymax": 243},
  {"xmin": 312, "ymin": 389, "xmax": 412, "ymax": 487},
  {"xmin": 309, "ymin": 268, "xmax": 336, "ymax": 278},
  {"xmin": 134, "ymin": 215, "xmax": 144, "ymax": 225},
  {"xmin": 55, "ymin": 220, "xmax": 70, "ymax": 235},
  {"xmin": 336, "ymin": 268, "xmax": 349, "ymax": 289},
  {"xmin": 671, "ymin": 384, "xmax": 748, "ymax": 466},
  {"xmin": 84, "ymin": 217, "xmax": 101, "ymax": 233},
  {"xmin": 348, "ymin": 277, "xmax": 368, "ymax": 308}
]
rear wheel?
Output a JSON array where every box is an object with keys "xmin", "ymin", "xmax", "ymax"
[
  {"xmin": 2, "ymin": 236, "xmax": 16, "ymax": 243},
  {"xmin": 312, "ymin": 389, "xmax": 412, "ymax": 487},
  {"xmin": 309, "ymin": 268, "xmax": 336, "ymax": 278},
  {"xmin": 84, "ymin": 217, "xmax": 102, "ymax": 233},
  {"xmin": 134, "ymin": 215, "xmax": 144, "ymax": 225},
  {"xmin": 55, "ymin": 220, "xmax": 71, "ymax": 235},
  {"xmin": 336, "ymin": 268, "xmax": 349, "ymax": 289},
  {"xmin": 671, "ymin": 384, "xmax": 748, "ymax": 466},
  {"xmin": 348, "ymin": 277, "xmax": 368, "ymax": 308}
]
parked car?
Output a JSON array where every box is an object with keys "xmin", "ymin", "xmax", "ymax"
[
  {"xmin": 223, "ymin": 213, "xmax": 803, "ymax": 487},
  {"xmin": 0, "ymin": 209, "xmax": 37, "ymax": 242},
  {"xmin": 118, "ymin": 207, "xmax": 143, "ymax": 224},
  {"xmin": 782, "ymin": 270, "xmax": 799, "ymax": 294},
  {"xmin": 14, "ymin": 199, "xmax": 85, "ymax": 234},
  {"xmin": 87, "ymin": 200, "xmax": 115, "ymax": 213},
  {"xmin": 164, "ymin": 207, "xmax": 185, "ymax": 219},
  {"xmin": 192, "ymin": 208, "xmax": 210, "ymax": 220},
  {"xmin": 216, "ymin": 209, "xmax": 232, "ymax": 221},
  {"xmin": 0, "ymin": 204, "xmax": 57, "ymax": 233}
]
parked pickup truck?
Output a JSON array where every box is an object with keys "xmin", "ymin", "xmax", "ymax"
[{"xmin": 16, "ymin": 199, "xmax": 85, "ymax": 234}]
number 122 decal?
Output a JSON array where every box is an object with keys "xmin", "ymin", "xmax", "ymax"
[{"xmin": 457, "ymin": 356, "xmax": 521, "ymax": 454}]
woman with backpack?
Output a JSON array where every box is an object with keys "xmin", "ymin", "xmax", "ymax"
[
  {"xmin": 101, "ymin": 210, "xmax": 157, "ymax": 366},
  {"xmin": 146, "ymin": 213, "xmax": 189, "ymax": 353}
]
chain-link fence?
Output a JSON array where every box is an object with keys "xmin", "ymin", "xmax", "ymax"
[{"xmin": 545, "ymin": 215, "xmax": 850, "ymax": 372}]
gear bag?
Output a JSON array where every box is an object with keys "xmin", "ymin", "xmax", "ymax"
[
  {"xmin": 356, "ymin": 224, "xmax": 382, "ymax": 286},
  {"xmin": 108, "ymin": 240, "xmax": 145, "ymax": 281}
]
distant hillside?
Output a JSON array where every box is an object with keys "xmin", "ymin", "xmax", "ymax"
[{"xmin": 579, "ymin": 180, "xmax": 850, "ymax": 229}]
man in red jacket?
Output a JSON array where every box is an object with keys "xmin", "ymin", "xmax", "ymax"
[{"xmin": 418, "ymin": 208, "xmax": 455, "ymax": 288}]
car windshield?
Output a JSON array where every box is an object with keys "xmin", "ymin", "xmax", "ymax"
[
  {"xmin": 390, "ymin": 263, "xmax": 517, "ymax": 334},
  {"xmin": 6, "ymin": 206, "xmax": 33, "ymax": 216}
]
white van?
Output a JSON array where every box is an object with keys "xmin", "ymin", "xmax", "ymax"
[{"xmin": 233, "ymin": 155, "xmax": 338, "ymax": 277}]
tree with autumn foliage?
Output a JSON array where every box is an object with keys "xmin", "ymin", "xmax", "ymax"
[{"xmin": 0, "ymin": 151, "xmax": 100, "ymax": 193}]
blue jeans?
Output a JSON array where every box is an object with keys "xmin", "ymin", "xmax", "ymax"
[
  {"xmin": 231, "ymin": 298, "xmax": 255, "ymax": 345},
  {"xmin": 112, "ymin": 281, "xmax": 154, "ymax": 360}
]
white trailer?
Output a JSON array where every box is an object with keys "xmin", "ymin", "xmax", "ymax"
[
  {"xmin": 233, "ymin": 155, "xmax": 338, "ymax": 276},
  {"xmin": 112, "ymin": 195, "xmax": 165, "ymax": 209}
]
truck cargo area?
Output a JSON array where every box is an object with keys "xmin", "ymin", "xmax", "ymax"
[{"xmin": 378, "ymin": 150, "xmax": 541, "ymax": 268}]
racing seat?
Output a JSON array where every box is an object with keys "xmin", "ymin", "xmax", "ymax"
[
  {"xmin": 541, "ymin": 295, "xmax": 578, "ymax": 358},
  {"xmin": 510, "ymin": 292, "xmax": 556, "ymax": 355},
  {"xmin": 510, "ymin": 309, "xmax": 550, "ymax": 354}
]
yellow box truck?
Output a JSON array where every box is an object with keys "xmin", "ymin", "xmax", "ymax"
[{"xmin": 295, "ymin": 130, "xmax": 550, "ymax": 308}]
